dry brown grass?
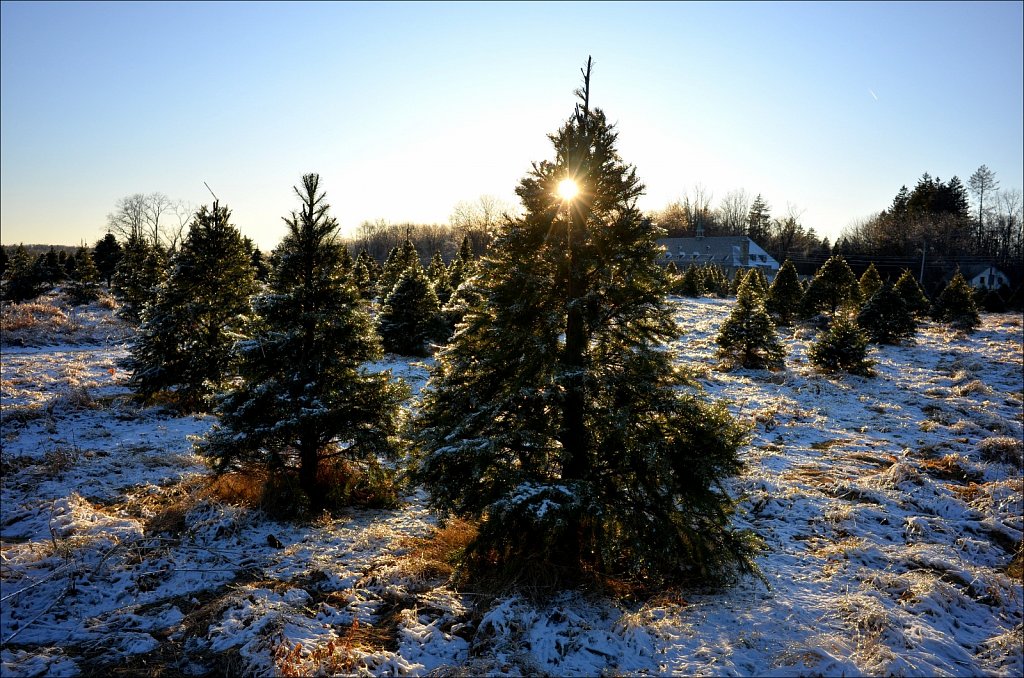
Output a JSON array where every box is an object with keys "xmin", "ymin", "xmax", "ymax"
[
  {"xmin": 919, "ymin": 454, "xmax": 981, "ymax": 483},
  {"xmin": 977, "ymin": 436, "xmax": 1024, "ymax": 466},
  {"xmin": 392, "ymin": 518, "xmax": 478, "ymax": 584},
  {"xmin": 1, "ymin": 300, "xmax": 70, "ymax": 331}
]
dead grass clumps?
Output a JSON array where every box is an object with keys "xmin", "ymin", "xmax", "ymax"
[
  {"xmin": 393, "ymin": 518, "xmax": 478, "ymax": 585},
  {"xmin": 918, "ymin": 454, "xmax": 981, "ymax": 483},
  {"xmin": 977, "ymin": 436, "xmax": 1024, "ymax": 467},
  {"xmin": 1, "ymin": 299, "xmax": 80, "ymax": 344}
]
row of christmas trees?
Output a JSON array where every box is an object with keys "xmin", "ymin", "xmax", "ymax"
[{"xmin": 713, "ymin": 255, "xmax": 982, "ymax": 376}]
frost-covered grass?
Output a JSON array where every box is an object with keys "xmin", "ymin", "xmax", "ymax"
[{"xmin": 1, "ymin": 297, "xmax": 1021, "ymax": 676}]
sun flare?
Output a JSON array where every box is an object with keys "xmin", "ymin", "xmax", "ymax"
[{"xmin": 557, "ymin": 178, "xmax": 579, "ymax": 201}]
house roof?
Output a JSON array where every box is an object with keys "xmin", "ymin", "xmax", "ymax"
[
  {"xmin": 960, "ymin": 264, "xmax": 1006, "ymax": 280},
  {"xmin": 656, "ymin": 236, "xmax": 779, "ymax": 268}
]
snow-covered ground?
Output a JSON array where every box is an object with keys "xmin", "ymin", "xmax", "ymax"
[{"xmin": 1, "ymin": 295, "xmax": 1021, "ymax": 676}]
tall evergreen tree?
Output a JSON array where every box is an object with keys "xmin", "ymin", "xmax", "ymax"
[
  {"xmin": 801, "ymin": 255, "xmax": 861, "ymax": 317},
  {"xmin": 893, "ymin": 269, "xmax": 930, "ymax": 316},
  {"xmin": 766, "ymin": 259, "xmax": 802, "ymax": 325},
  {"xmin": 199, "ymin": 174, "xmax": 406, "ymax": 511},
  {"xmin": 932, "ymin": 270, "xmax": 981, "ymax": 333},
  {"xmin": 0, "ymin": 246, "xmax": 8, "ymax": 280},
  {"xmin": 124, "ymin": 203, "xmax": 256, "ymax": 411},
  {"xmin": 857, "ymin": 283, "xmax": 917, "ymax": 344},
  {"xmin": 716, "ymin": 270, "xmax": 786, "ymax": 369},
  {"xmin": 858, "ymin": 263, "xmax": 883, "ymax": 301},
  {"xmin": 414, "ymin": 61, "xmax": 759, "ymax": 590}
]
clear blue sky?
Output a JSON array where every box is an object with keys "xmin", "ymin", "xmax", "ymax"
[{"xmin": 2, "ymin": 1, "xmax": 1022, "ymax": 249}]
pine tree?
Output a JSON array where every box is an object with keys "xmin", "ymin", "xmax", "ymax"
[
  {"xmin": 857, "ymin": 283, "xmax": 917, "ymax": 344},
  {"xmin": 123, "ymin": 203, "xmax": 256, "ymax": 411},
  {"xmin": 729, "ymin": 269, "xmax": 743, "ymax": 297},
  {"xmin": 893, "ymin": 269, "xmax": 930, "ymax": 316},
  {"xmin": 859, "ymin": 263, "xmax": 883, "ymax": 301},
  {"xmin": 766, "ymin": 259, "xmax": 802, "ymax": 325},
  {"xmin": 808, "ymin": 312, "xmax": 875, "ymax": 376},
  {"xmin": 67, "ymin": 247, "xmax": 101, "ymax": 306},
  {"xmin": 113, "ymin": 233, "xmax": 167, "ymax": 323},
  {"xmin": 352, "ymin": 257, "xmax": 375, "ymax": 299},
  {"xmin": 414, "ymin": 61, "xmax": 759, "ymax": 590},
  {"xmin": 705, "ymin": 264, "xmax": 731, "ymax": 298},
  {"xmin": 426, "ymin": 251, "xmax": 452, "ymax": 305},
  {"xmin": 0, "ymin": 246, "xmax": 8, "ymax": 280},
  {"xmin": 801, "ymin": 255, "xmax": 861, "ymax": 318},
  {"xmin": 378, "ymin": 258, "xmax": 444, "ymax": 356},
  {"xmin": 747, "ymin": 267, "xmax": 769, "ymax": 296},
  {"xmin": 250, "ymin": 247, "xmax": 271, "ymax": 282},
  {"xmin": 678, "ymin": 265, "xmax": 702, "ymax": 297},
  {"xmin": 199, "ymin": 174, "xmax": 406, "ymax": 512},
  {"xmin": 716, "ymin": 270, "xmax": 786, "ymax": 369},
  {"xmin": 377, "ymin": 239, "xmax": 419, "ymax": 299},
  {"xmin": 447, "ymin": 235, "xmax": 476, "ymax": 293},
  {"xmin": 932, "ymin": 270, "xmax": 981, "ymax": 333},
  {"xmin": 3, "ymin": 245, "xmax": 43, "ymax": 302},
  {"xmin": 93, "ymin": 233, "xmax": 123, "ymax": 287}
]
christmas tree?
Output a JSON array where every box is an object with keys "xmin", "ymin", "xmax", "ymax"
[
  {"xmin": 857, "ymin": 283, "xmax": 917, "ymax": 344},
  {"xmin": 858, "ymin": 263, "xmax": 883, "ymax": 301},
  {"xmin": 67, "ymin": 246, "xmax": 101, "ymax": 306},
  {"xmin": 932, "ymin": 270, "xmax": 981, "ymax": 333},
  {"xmin": 199, "ymin": 175, "xmax": 406, "ymax": 512},
  {"xmin": 124, "ymin": 203, "xmax": 256, "ymax": 411},
  {"xmin": 378, "ymin": 256, "xmax": 444, "ymax": 356},
  {"xmin": 716, "ymin": 269, "xmax": 786, "ymax": 369},
  {"xmin": 801, "ymin": 255, "xmax": 861, "ymax": 318},
  {"xmin": 808, "ymin": 312, "xmax": 875, "ymax": 376},
  {"xmin": 893, "ymin": 269, "xmax": 930, "ymax": 316},
  {"xmin": 766, "ymin": 259, "xmax": 802, "ymax": 325},
  {"xmin": 414, "ymin": 60, "xmax": 759, "ymax": 591}
]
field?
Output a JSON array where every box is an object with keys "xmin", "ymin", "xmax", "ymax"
[{"xmin": 1, "ymin": 294, "xmax": 1021, "ymax": 676}]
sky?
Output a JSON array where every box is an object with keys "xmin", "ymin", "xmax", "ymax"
[{"xmin": 2, "ymin": 1, "xmax": 1022, "ymax": 250}]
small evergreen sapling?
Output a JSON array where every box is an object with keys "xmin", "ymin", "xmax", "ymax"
[
  {"xmin": 808, "ymin": 312, "xmax": 875, "ymax": 376},
  {"xmin": 766, "ymin": 259, "xmax": 802, "ymax": 325},
  {"xmin": 857, "ymin": 283, "xmax": 917, "ymax": 344},
  {"xmin": 858, "ymin": 263, "xmax": 883, "ymax": 301},
  {"xmin": 716, "ymin": 270, "xmax": 786, "ymax": 369},
  {"xmin": 932, "ymin": 270, "xmax": 981, "ymax": 333},
  {"xmin": 893, "ymin": 269, "xmax": 930, "ymax": 316}
]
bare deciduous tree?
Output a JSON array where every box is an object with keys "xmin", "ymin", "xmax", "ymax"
[
  {"xmin": 106, "ymin": 192, "xmax": 192, "ymax": 250},
  {"xmin": 449, "ymin": 194, "xmax": 515, "ymax": 254},
  {"xmin": 717, "ymin": 189, "xmax": 750, "ymax": 235}
]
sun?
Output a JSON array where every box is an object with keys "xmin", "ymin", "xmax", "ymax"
[{"xmin": 557, "ymin": 178, "xmax": 579, "ymax": 201}]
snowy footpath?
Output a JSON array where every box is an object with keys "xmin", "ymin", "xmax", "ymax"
[{"xmin": 1, "ymin": 297, "xmax": 1021, "ymax": 676}]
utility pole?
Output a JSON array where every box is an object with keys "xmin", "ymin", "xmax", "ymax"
[{"xmin": 919, "ymin": 241, "xmax": 927, "ymax": 285}]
